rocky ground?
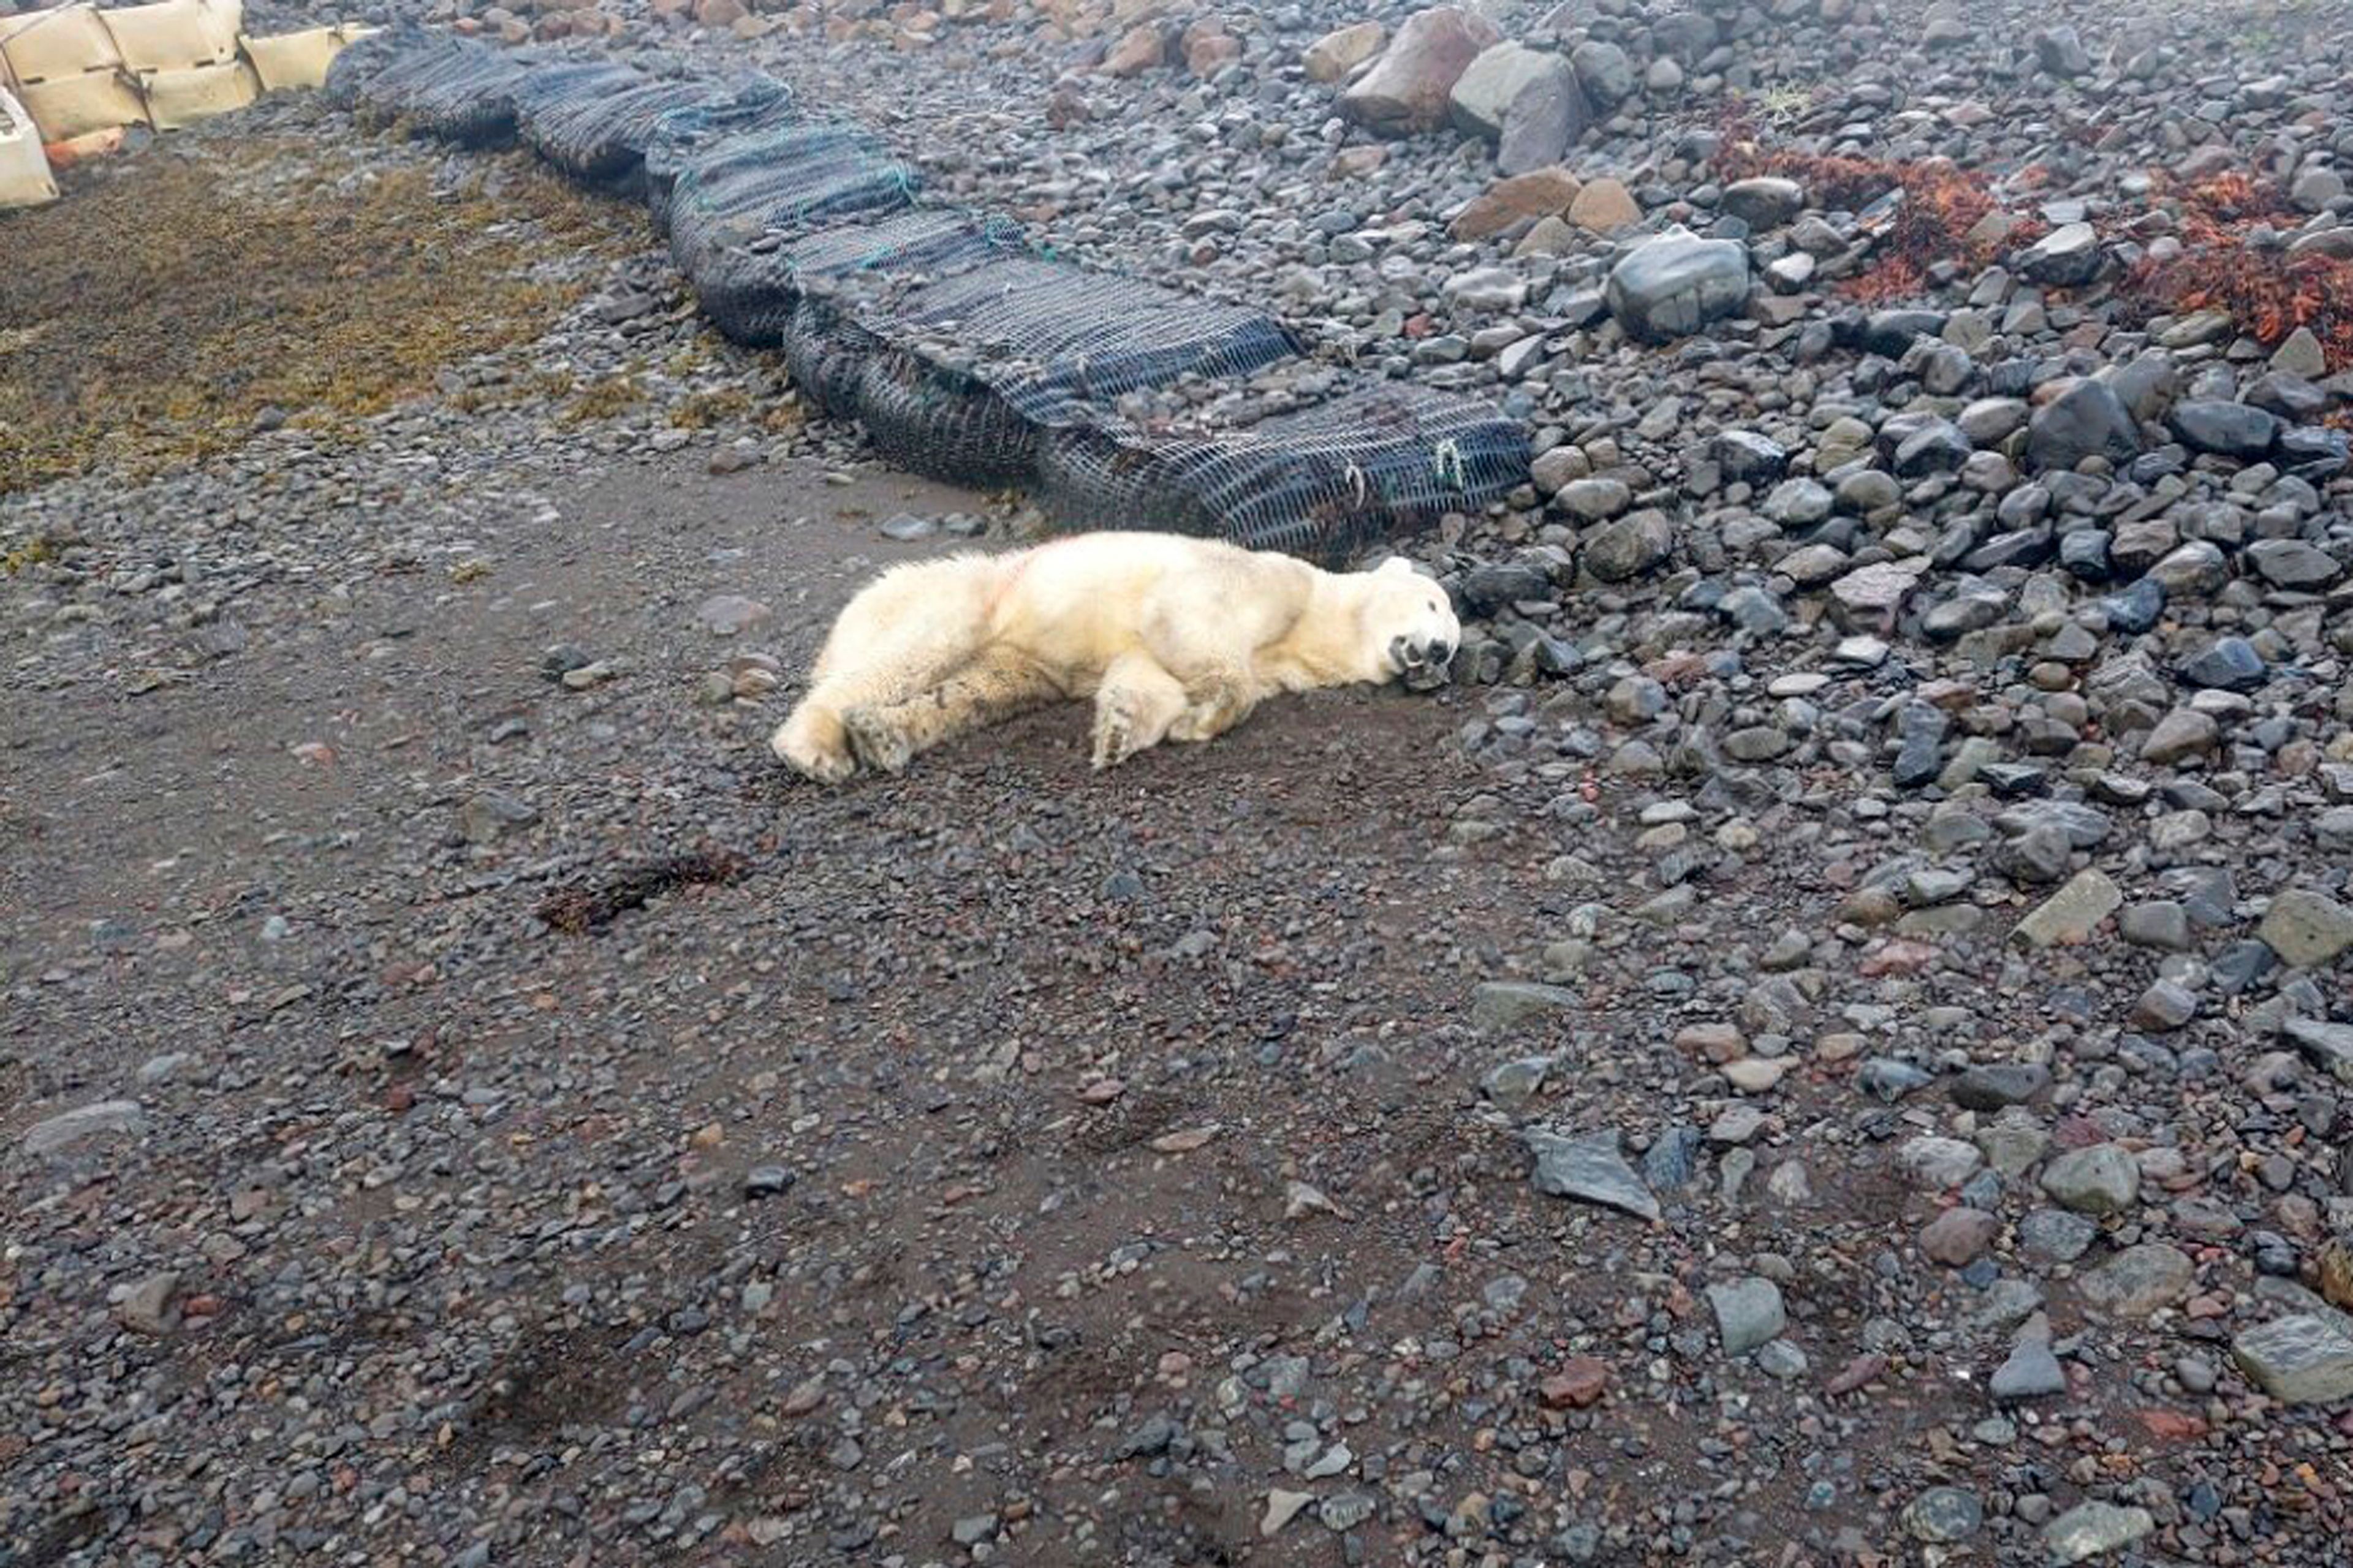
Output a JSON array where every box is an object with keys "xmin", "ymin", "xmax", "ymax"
[{"xmin": 8, "ymin": 0, "xmax": 2353, "ymax": 1564}]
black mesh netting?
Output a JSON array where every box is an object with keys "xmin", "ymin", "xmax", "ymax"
[
  {"xmin": 868, "ymin": 257, "xmax": 1303, "ymax": 426},
  {"xmin": 1034, "ymin": 387, "xmax": 1532, "ymax": 564},
  {"xmin": 518, "ymin": 68, "xmax": 722, "ymax": 187},
  {"xmin": 335, "ymin": 32, "xmax": 1536, "ymax": 564},
  {"xmin": 782, "ymin": 297, "xmax": 885, "ymax": 419},
  {"xmin": 640, "ymin": 76, "xmax": 795, "ymax": 232},
  {"xmin": 353, "ymin": 36, "xmax": 540, "ymax": 146},
  {"xmin": 852, "ymin": 347, "xmax": 1050, "ymax": 488},
  {"xmin": 695, "ymin": 209, "xmax": 1020, "ymax": 349},
  {"xmin": 824, "ymin": 255, "xmax": 1301, "ymax": 487},
  {"xmin": 665, "ymin": 123, "xmax": 920, "ymax": 287},
  {"xmin": 321, "ymin": 23, "xmax": 415, "ymax": 110}
]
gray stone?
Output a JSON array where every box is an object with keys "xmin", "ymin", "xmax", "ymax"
[
  {"xmin": 1897, "ymin": 1135, "xmax": 1984, "ymax": 1191},
  {"xmin": 2033, "ymin": 25, "xmax": 2090, "ymax": 77},
  {"xmin": 2230, "ymin": 1314, "xmax": 2353, "ymax": 1404},
  {"xmin": 2041, "ymin": 1143, "xmax": 2140, "ymax": 1214},
  {"xmin": 2245, "ymin": 538, "xmax": 2341, "ymax": 588},
  {"xmin": 2079, "ymin": 1243, "xmax": 2194, "ymax": 1319},
  {"xmin": 1524, "ymin": 1128, "xmax": 1660, "ymax": 1221},
  {"xmin": 2118, "ymin": 902, "xmax": 2191, "ymax": 951},
  {"xmin": 2012, "ymin": 869, "xmax": 2121, "ymax": 948},
  {"xmin": 1580, "ymin": 510, "xmax": 1673, "ymax": 581},
  {"xmin": 1719, "ymin": 176, "xmax": 1803, "ymax": 230},
  {"xmin": 1605, "ymin": 226, "xmax": 1751, "ymax": 342},
  {"xmin": 1568, "ymin": 39, "xmax": 1634, "ymax": 106},
  {"xmin": 2020, "ymin": 1208, "xmax": 2100, "ymax": 1263},
  {"xmin": 23, "ymin": 1100, "xmax": 147, "ymax": 1156},
  {"xmin": 1495, "ymin": 64, "xmax": 1588, "ymax": 175},
  {"xmin": 2283, "ymin": 1018, "xmax": 2353, "ymax": 1085},
  {"xmin": 1991, "ymin": 1336, "xmax": 2066, "ymax": 1403},
  {"xmin": 2026, "ymin": 379, "xmax": 2140, "ymax": 472},
  {"xmin": 2014, "ymin": 222, "xmax": 2102, "ymax": 287},
  {"xmin": 695, "ymin": 593, "xmax": 772, "ymax": 635},
  {"xmin": 1472, "ymin": 980, "xmax": 1578, "ymax": 1031},
  {"xmin": 117, "ymin": 1271, "xmax": 182, "ymax": 1335},
  {"xmin": 2170, "ymin": 400, "xmax": 2281, "ymax": 460},
  {"xmin": 1707, "ymin": 1276, "xmax": 1787, "ymax": 1355},
  {"xmin": 1903, "ymin": 1487, "xmax": 1984, "ymax": 1543},
  {"xmin": 1449, "ymin": 42, "xmax": 1563, "ymax": 138},
  {"xmin": 2259, "ymin": 889, "xmax": 2353, "ymax": 968},
  {"xmin": 1951, "ymin": 1063, "xmax": 2050, "ymax": 1110},
  {"xmin": 2045, "ymin": 1502, "xmax": 2155, "ymax": 1564},
  {"xmin": 460, "ymin": 792, "xmax": 540, "ymax": 844},
  {"xmin": 2140, "ymin": 708, "xmax": 2219, "ymax": 766}
]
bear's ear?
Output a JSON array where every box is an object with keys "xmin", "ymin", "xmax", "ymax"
[{"xmin": 1376, "ymin": 556, "xmax": 1413, "ymax": 577}]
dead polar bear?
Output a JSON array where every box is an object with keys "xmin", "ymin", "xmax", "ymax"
[{"xmin": 771, "ymin": 531, "xmax": 1460, "ymax": 781}]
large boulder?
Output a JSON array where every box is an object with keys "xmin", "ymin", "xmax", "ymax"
[
  {"xmin": 1604, "ymin": 225, "xmax": 1749, "ymax": 340},
  {"xmin": 1495, "ymin": 56, "xmax": 1588, "ymax": 174},
  {"xmin": 1338, "ymin": 7, "xmax": 1501, "ymax": 136},
  {"xmin": 1449, "ymin": 41, "xmax": 1562, "ymax": 138},
  {"xmin": 1303, "ymin": 19, "xmax": 1384, "ymax": 83}
]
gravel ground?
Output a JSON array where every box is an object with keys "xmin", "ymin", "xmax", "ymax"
[{"xmin": 7, "ymin": 0, "xmax": 2353, "ymax": 1562}]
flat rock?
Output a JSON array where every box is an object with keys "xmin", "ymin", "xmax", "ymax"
[
  {"xmin": 2078, "ymin": 1243, "xmax": 2194, "ymax": 1319},
  {"xmin": 2012, "ymin": 868, "xmax": 2121, "ymax": 948},
  {"xmin": 1451, "ymin": 167, "xmax": 1580, "ymax": 240},
  {"xmin": 1523, "ymin": 1128, "xmax": 1660, "ymax": 1221},
  {"xmin": 2231, "ymin": 1314, "xmax": 2353, "ymax": 1404},
  {"xmin": 2045, "ymin": 1502, "xmax": 2154, "ymax": 1564},
  {"xmin": 2283, "ymin": 1018, "xmax": 2353, "ymax": 1085},
  {"xmin": 23, "ymin": 1099, "xmax": 147, "ymax": 1156},
  {"xmin": 1472, "ymin": 980, "xmax": 1577, "ymax": 1031},
  {"xmin": 2259, "ymin": 888, "xmax": 2353, "ymax": 968}
]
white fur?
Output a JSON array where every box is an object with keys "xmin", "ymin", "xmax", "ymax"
[{"xmin": 771, "ymin": 531, "xmax": 1460, "ymax": 781}]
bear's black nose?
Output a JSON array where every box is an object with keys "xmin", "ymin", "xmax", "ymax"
[{"xmin": 1425, "ymin": 639, "xmax": 1453, "ymax": 664}]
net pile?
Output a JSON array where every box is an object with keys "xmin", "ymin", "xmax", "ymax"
[
  {"xmin": 350, "ymin": 34, "xmax": 536, "ymax": 145},
  {"xmin": 334, "ymin": 31, "xmax": 1530, "ymax": 558},
  {"xmin": 814, "ymin": 257, "xmax": 1299, "ymax": 486},
  {"xmin": 698, "ymin": 208, "xmax": 1019, "ymax": 349},
  {"xmin": 1036, "ymin": 387, "xmax": 1533, "ymax": 563},
  {"xmin": 663, "ymin": 121, "xmax": 919, "ymax": 282},
  {"xmin": 516, "ymin": 66, "xmax": 718, "ymax": 187},
  {"xmin": 319, "ymin": 23, "xmax": 412, "ymax": 109},
  {"xmin": 640, "ymin": 75, "xmax": 795, "ymax": 230}
]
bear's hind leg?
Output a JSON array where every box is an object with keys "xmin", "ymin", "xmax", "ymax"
[
  {"xmin": 848, "ymin": 647, "xmax": 1064, "ymax": 773},
  {"xmin": 1091, "ymin": 652, "xmax": 1189, "ymax": 771}
]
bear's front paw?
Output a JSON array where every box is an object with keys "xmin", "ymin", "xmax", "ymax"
[
  {"xmin": 842, "ymin": 709, "xmax": 912, "ymax": 775},
  {"xmin": 772, "ymin": 723, "xmax": 858, "ymax": 785}
]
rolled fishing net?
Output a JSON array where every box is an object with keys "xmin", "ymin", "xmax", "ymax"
[{"xmin": 1035, "ymin": 385, "xmax": 1532, "ymax": 563}]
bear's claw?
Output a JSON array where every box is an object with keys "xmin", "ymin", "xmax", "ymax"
[
  {"xmin": 842, "ymin": 710, "xmax": 912, "ymax": 775},
  {"xmin": 1090, "ymin": 703, "xmax": 1137, "ymax": 771}
]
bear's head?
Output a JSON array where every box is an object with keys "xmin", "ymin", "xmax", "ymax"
[{"xmin": 1357, "ymin": 556, "xmax": 1461, "ymax": 681}]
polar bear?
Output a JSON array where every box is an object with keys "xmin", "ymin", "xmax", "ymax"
[{"xmin": 770, "ymin": 531, "xmax": 1460, "ymax": 781}]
